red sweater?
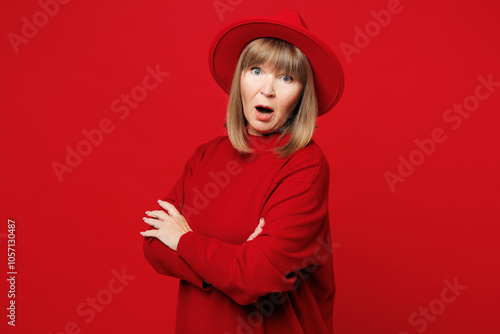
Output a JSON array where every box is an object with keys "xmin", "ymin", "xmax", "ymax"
[{"xmin": 143, "ymin": 130, "xmax": 335, "ymax": 333}]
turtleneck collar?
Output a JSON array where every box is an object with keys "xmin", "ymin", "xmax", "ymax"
[{"xmin": 245, "ymin": 127, "xmax": 290, "ymax": 154}]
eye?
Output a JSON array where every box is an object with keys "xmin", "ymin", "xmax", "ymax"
[
  {"xmin": 250, "ymin": 67, "xmax": 261, "ymax": 75},
  {"xmin": 280, "ymin": 75, "xmax": 293, "ymax": 83}
]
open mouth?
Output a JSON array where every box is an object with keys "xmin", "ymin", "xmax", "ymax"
[{"xmin": 255, "ymin": 105, "xmax": 274, "ymax": 114}]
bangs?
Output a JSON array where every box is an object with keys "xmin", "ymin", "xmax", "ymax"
[{"xmin": 240, "ymin": 38, "xmax": 309, "ymax": 84}]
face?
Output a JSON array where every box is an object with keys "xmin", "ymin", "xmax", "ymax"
[{"xmin": 240, "ymin": 62, "xmax": 304, "ymax": 136}]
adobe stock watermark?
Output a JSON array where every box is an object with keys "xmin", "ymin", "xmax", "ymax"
[
  {"xmin": 48, "ymin": 267, "xmax": 135, "ymax": 334},
  {"xmin": 6, "ymin": 219, "xmax": 17, "ymax": 327},
  {"xmin": 339, "ymin": 0, "xmax": 415, "ymax": 64},
  {"xmin": 179, "ymin": 135, "xmax": 276, "ymax": 219},
  {"xmin": 229, "ymin": 234, "xmax": 339, "ymax": 334},
  {"xmin": 213, "ymin": 0, "xmax": 244, "ymax": 21},
  {"xmin": 51, "ymin": 64, "xmax": 169, "ymax": 183},
  {"xmin": 398, "ymin": 277, "xmax": 467, "ymax": 334},
  {"xmin": 181, "ymin": 160, "xmax": 243, "ymax": 219},
  {"xmin": 384, "ymin": 73, "xmax": 499, "ymax": 192},
  {"xmin": 7, "ymin": 0, "xmax": 72, "ymax": 54}
]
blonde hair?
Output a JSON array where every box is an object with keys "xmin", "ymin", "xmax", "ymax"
[{"xmin": 225, "ymin": 38, "xmax": 318, "ymax": 158}]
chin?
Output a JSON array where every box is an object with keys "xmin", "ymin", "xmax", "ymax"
[{"xmin": 248, "ymin": 124, "xmax": 265, "ymax": 134}]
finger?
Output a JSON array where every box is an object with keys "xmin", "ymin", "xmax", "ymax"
[
  {"xmin": 250, "ymin": 229, "xmax": 262, "ymax": 239},
  {"xmin": 247, "ymin": 218, "xmax": 266, "ymax": 241},
  {"xmin": 247, "ymin": 232, "xmax": 257, "ymax": 240},
  {"xmin": 252, "ymin": 218, "xmax": 265, "ymax": 232},
  {"xmin": 140, "ymin": 230, "xmax": 158, "ymax": 238},
  {"xmin": 146, "ymin": 210, "xmax": 169, "ymax": 221},
  {"xmin": 254, "ymin": 218, "xmax": 265, "ymax": 233},
  {"xmin": 247, "ymin": 230, "xmax": 260, "ymax": 241},
  {"xmin": 143, "ymin": 217, "xmax": 161, "ymax": 228},
  {"xmin": 247, "ymin": 230, "xmax": 261, "ymax": 241},
  {"xmin": 158, "ymin": 200, "xmax": 181, "ymax": 217},
  {"xmin": 258, "ymin": 218, "xmax": 265, "ymax": 229}
]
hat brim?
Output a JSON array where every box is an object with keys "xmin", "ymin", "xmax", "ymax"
[{"xmin": 209, "ymin": 17, "xmax": 345, "ymax": 116}]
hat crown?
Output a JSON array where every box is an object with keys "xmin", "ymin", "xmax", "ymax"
[
  {"xmin": 274, "ymin": 9, "xmax": 310, "ymax": 30},
  {"xmin": 209, "ymin": 9, "xmax": 345, "ymax": 116}
]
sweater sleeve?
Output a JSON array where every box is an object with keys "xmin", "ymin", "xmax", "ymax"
[
  {"xmin": 143, "ymin": 143, "xmax": 213, "ymax": 292},
  {"xmin": 176, "ymin": 149, "xmax": 331, "ymax": 305}
]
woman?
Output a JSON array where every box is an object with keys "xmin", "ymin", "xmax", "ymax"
[{"xmin": 140, "ymin": 9, "xmax": 344, "ymax": 334}]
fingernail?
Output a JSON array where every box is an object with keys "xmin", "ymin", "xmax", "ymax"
[
  {"xmin": 145, "ymin": 211, "xmax": 150, "ymax": 215},
  {"xmin": 259, "ymin": 218, "xmax": 264, "ymax": 223},
  {"xmin": 157, "ymin": 199, "xmax": 162, "ymax": 203},
  {"xmin": 143, "ymin": 217, "xmax": 147, "ymax": 221}
]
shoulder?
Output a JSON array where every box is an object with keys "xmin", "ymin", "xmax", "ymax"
[
  {"xmin": 189, "ymin": 135, "xmax": 232, "ymax": 162},
  {"xmin": 192, "ymin": 135, "xmax": 227, "ymax": 153},
  {"xmin": 274, "ymin": 139, "xmax": 330, "ymax": 184}
]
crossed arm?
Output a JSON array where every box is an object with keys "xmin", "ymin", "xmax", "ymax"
[
  {"xmin": 141, "ymin": 199, "xmax": 265, "ymax": 287},
  {"xmin": 141, "ymin": 144, "xmax": 330, "ymax": 305},
  {"xmin": 140, "ymin": 200, "xmax": 265, "ymax": 251}
]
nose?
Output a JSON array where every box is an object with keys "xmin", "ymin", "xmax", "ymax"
[{"xmin": 260, "ymin": 76, "xmax": 275, "ymax": 98}]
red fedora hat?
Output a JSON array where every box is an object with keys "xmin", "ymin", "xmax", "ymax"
[{"xmin": 209, "ymin": 9, "xmax": 345, "ymax": 116}]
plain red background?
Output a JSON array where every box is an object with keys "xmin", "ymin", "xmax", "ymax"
[{"xmin": 1, "ymin": 0, "xmax": 499, "ymax": 333}]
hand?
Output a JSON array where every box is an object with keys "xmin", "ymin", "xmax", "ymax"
[
  {"xmin": 140, "ymin": 200, "xmax": 193, "ymax": 251},
  {"xmin": 247, "ymin": 218, "xmax": 265, "ymax": 241}
]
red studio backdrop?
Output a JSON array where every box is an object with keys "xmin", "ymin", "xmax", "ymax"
[{"xmin": 1, "ymin": 0, "xmax": 499, "ymax": 333}]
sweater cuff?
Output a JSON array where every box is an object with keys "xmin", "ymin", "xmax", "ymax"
[
  {"xmin": 178, "ymin": 231, "xmax": 212, "ymax": 290},
  {"xmin": 177, "ymin": 231, "xmax": 198, "ymax": 262}
]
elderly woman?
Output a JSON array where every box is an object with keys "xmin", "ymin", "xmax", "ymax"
[{"xmin": 140, "ymin": 9, "xmax": 344, "ymax": 334}]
